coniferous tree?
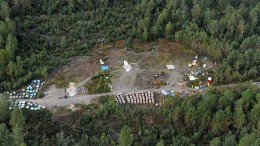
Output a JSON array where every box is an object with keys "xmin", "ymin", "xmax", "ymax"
[
  {"xmin": 0, "ymin": 124, "xmax": 12, "ymax": 146},
  {"xmin": 0, "ymin": 98, "xmax": 9, "ymax": 122},
  {"xmin": 165, "ymin": 21, "xmax": 173, "ymax": 39},
  {"xmin": 10, "ymin": 107, "xmax": 25, "ymax": 131},
  {"xmin": 119, "ymin": 126, "xmax": 133, "ymax": 146}
]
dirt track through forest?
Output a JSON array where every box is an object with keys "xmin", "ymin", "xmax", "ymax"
[
  {"xmin": 18, "ymin": 82, "xmax": 253, "ymax": 108},
  {"xmin": 18, "ymin": 84, "xmax": 192, "ymax": 108}
]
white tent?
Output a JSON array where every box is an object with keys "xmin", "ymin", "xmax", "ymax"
[
  {"xmin": 189, "ymin": 76, "xmax": 198, "ymax": 81},
  {"xmin": 67, "ymin": 82, "xmax": 77, "ymax": 97},
  {"xmin": 166, "ymin": 65, "xmax": 176, "ymax": 70},
  {"xmin": 124, "ymin": 61, "xmax": 128, "ymax": 65},
  {"xmin": 100, "ymin": 60, "xmax": 104, "ymax": 65},
  {"xmin": 123, "ymin": 61, "xmax": 131, "ymax": 72}
]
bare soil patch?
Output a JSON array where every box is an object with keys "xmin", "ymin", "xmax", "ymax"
[{"xmin": 48, "ymin": 56, "xmax": 99, "ymax": 87}]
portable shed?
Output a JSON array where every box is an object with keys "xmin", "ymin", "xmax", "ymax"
[{"xmin": 166, "ymin": 65, "xmax": 176, "ymax": 70}]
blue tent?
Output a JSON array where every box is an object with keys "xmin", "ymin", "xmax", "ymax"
[
  {"xmin": 163, "ymin": 89, "xmax": 169, "ymax": 95},
  {"xmin": 101, "ymin": 65, "xmax": 108, "ymax": 71}
]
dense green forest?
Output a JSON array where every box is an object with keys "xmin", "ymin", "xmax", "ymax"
[
  {"xmin": 0, "ymin": 84, "xmax": 259, "ymax": 145},
  {"xmin": 0, "ymin": 0, "xmax": 259, "ymax": 91}
]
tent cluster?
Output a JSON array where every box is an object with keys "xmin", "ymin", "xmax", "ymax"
[
  {"xmin": 115, "ymin": 91, "xmax": 155, "ymax": 104},
  {"xmin": 6, "ymin": 80, "xmax": 46, "ymax": 99},
  {"xmin": 9, "ymin": 100, "xmax": 45, "ymax": 110}
]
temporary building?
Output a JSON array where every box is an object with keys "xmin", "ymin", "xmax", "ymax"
[
  {"xmin": 166, "ymin": 65, "xmax": 176, "ymax": 70},
  {"xmin": 67, "ymin": 82, "xmax": 77, "ymax": 97},
  {"xmin": 123, "ymin": 61, "xmax": 131, "ymax": 72}
]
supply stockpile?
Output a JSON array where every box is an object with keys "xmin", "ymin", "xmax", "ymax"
[
  {"xmin": 77, "ymin": 86, "xmax": 87, "ymax": 95},
  {"xmin": 115, "ymin": 93, "xmax": 126, "ymax": 104},
  {"xmin": 7, "ymin": 79, "xmax": 45, "ymax": 99},
  {"xmin": 9, "ymin": 100, "xmax": 46, "ymax": 110},
  {"xmin": 115, "ymin": 91, "xmax": 155, "ymax": 105}
]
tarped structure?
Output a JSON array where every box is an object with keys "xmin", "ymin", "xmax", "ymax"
[
  {"xmin": 162, "ymin": 89, "xmax": 169, "ymax": 95},
  {"xmin": 101, "ymin": 65, "xmax": 108, "ymax": 71}
]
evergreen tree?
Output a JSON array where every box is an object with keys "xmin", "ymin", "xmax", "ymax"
[
  {"xmin": 0, "ymin": 98, "xmax": 9, "ymax": 122},
  {"xmin": 0, "ymin": 123, "xmax": 12, "ymax": 146},
  {"xmin": 10, "ymin": 107, "xmax": 25, "ymax": 130},
  {"xmin": 156, "ymin": 139, "xmax": 164, "ymax": 146},
  {"xmin": 223, "ymin": 134, "xmax": 237, "ymax": 146},
  {"xmin": 143, "ymin": 28, "xmax": 149, "ymax": 41},
  {"xmin": 0, "ymin": 1, "xmax": 10, "ymax": 19},
  {"xmin": 165, "ymin": 21, "xmax": 173, "ymax": 39},
  {"xmin": 12, "ymin": 124, "xmax": 25, "ymax": 146},
  {"xmin": 210, "ymin": 137, "xmax": 221, "ymax": 146},
  {"xmin": 119, "ymin": 126, "xmax": 133, "ymax": 146}
]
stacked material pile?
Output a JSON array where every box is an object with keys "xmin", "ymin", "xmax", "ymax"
[
  {"xmin": 115, "ymin": 93, "xmax": 126, "ymax": 104},
  {"xmin": 114, "ymin": 91, "xmax": 155, "ymax": 105},
  {"xmin": 9, "ymin": 101, "xmax": 46, "ymax": 110}
]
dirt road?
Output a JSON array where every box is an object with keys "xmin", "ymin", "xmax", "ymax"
[
  {"xmin": 18, "ymin": 85, "xmax": 193, "ymax": 108},
  {"xmin": 18, "ymin": 82, "xmax": 257, "ymax": 108}
]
